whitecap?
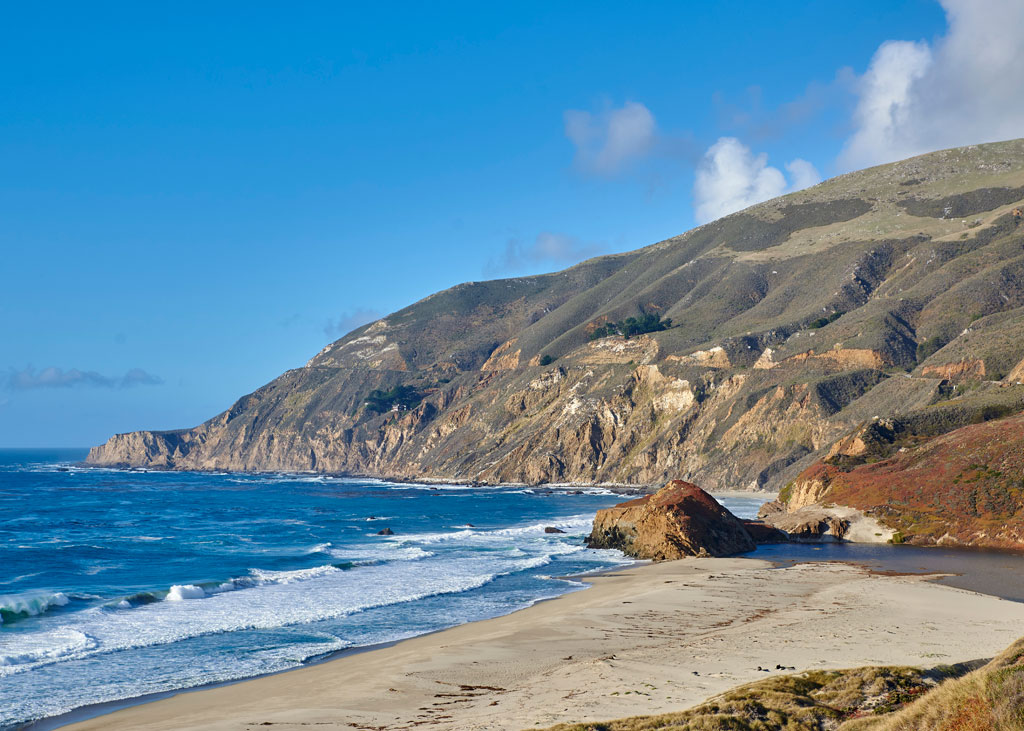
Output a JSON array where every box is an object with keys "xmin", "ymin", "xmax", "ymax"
[
  {"xmin": 0, "ymin": 591, "xmax": 70, "ymax": 623},
  {"xmin": 165, "ymin": 585, "xmax": 205, "ymax": 601}
]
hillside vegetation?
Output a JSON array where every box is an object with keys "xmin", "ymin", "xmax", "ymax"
[{"xmin": 89, "ymin": 139, "xmax": 1024, "ymax": 495}]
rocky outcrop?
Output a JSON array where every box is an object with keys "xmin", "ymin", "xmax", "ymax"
[
  {"xmin": 784, "ymin": 348, "xmax": 888, "ymax": 371},
  {"xmin": 1007, "ymin": 354, "xmax": 1024, "ymax": 384},
  {"xmin": 480, "ymin": 339, "xmax": 521, "ymax": 371},
  {"xmin": 922, "ymin": 358, "xmax": 986, "ymax": 382},
  {"xmin": 761, "ymin": 507, "xmax": 850, "ymax": 541},
  {"xmin": 756, "ymin": 500, "xmax": 894, "ymax": 543},
  {"xmin": 587, "ymin": 480, "xmax": 756, "ymax": 560}
]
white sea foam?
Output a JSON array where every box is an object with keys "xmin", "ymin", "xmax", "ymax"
[
  {"xmin": 0, "ymin": 552, "xmax": 552, "ymax": 679},
  {"xmin": 328, "ymin": 545, "xmax": 434, "ymax": 563},
  {"xmin": 247, "ymin": 565, "xmax": 341, "ymax": 584},
  {"xmin": 0, "ymin": 591, "xmax": 69, "ymax": 623},
  {"xmin": 393, "ymin": 515, "xmax": 595, "ymax": 545},
  {"xmin": 0, "ymin": 628, "xmax": 96, "ymax": 667},
  {"xmin": 165, "ymin": 584, "xmax": 206, "ymax": 601}
]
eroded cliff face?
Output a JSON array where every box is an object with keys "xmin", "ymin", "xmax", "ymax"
[
  {"xmin": 87, "ymin": 359, "xmax": 884, "ymax": 489},
  {"xmin": 89, "ymin": 140, "xmax": 1024, "ymax": 491}
]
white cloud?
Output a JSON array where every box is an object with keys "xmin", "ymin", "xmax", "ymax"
[
  {"xmin": 693, "ymin": 138, "xmax": 820, "ymax": 224},
  {"xmin": 564, "ymin": 101, "xmax": 656, "ymax": 174},
  {"xmin": 840, "ymin": 40, "xmax": 932, "ymax": 168},
  {"xmin": 487, "ymin": 232, "xmax": 605, "ymax": 275},
  {"xmin": 840, "ymin": 0, "xmax": 1024, "ymax": 169},
  {"xmin": 785, "ymin": 158, "xmax": 823, "ymax": 191},
  {"xmin": 6, "ymin": 366, "xmax": 163, "ymax": 390}
]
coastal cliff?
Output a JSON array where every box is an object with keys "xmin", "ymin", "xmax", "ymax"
[{"xmin": 90, "ymin": 139, "xmax": 1024, "ymax": 496}]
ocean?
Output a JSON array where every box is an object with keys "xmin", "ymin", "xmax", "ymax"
[{"xmin": 0, "ymin": 448, "xmax": 767, "ymax": 728}]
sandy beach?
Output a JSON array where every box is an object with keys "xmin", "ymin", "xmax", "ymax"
[{"xmin": 56, "ymin": 556, "xmax": 1024, "ymax": 731}]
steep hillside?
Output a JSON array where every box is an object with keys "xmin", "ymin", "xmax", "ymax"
[
  {"xmin": 776, "ymin": 411, "xmax": 1024, "ymax": 549},
  {"xmin": 89, "ymin": 139, "xmax": 1024, "ymax": 490}
]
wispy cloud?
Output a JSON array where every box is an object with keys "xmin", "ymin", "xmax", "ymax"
[
  {"xmin": 693, "ymin": 137, "xmax": 821, "ymax": 223},
  {"xmin": 324, "ymin": 308, "xmax": 383, "ymax": 339},
  {"xmin": 6, "ymin": 366, "xmax": 163, "ymax": 390},
  {"xmin": 486, "ymin": 232, "xmax": 606, "ymax": 275},
  {"xmin": 564, "ymin": 101, "xmax": 656, "ymax": 175},
  {"xmin": 840, "ymin": 0, "xmax": 1024, "ymax": 169}
]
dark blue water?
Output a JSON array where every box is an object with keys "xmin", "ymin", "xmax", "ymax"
[{"xmin": 1, "ymin": 449, "xmax": 766, "ymax": 728}]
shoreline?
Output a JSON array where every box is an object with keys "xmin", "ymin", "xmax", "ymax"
[
  {"xmin": 73, "ymin": 460, "xmax": 776, "ymax": 497},
  {"xmin": 49, "ymin": 556, "xmax": 1024, "ymax": 731},
  {"xmin": 23, "ymin": 564, "xmax": 641, "ymax": 731}
]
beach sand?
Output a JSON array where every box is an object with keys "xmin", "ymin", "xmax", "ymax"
[{"xmin": 62, "ymin": 558, "xmax": 1024, "ymax": 731}]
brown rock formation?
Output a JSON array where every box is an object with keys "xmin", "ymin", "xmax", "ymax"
[
  {"xmin": 1006, "ymin": 354, "xmax": 1024, "ymax": 384},
  {"xmin": 762, "ymin": 508, "xmax": 851, "ymax": 541},
  {"xmin": 922, "ymin": 358, "xmax": 986, "ymax": 382},
  {"xmin": 480, "ymin": 339, "xmax": 521, "ymax": 371},
  {"xmin": 587, "ymin": 480, "xmax": 756, "ymax": 560}
]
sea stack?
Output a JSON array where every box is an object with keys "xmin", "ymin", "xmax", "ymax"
[{"xmin": 588, "ymin": 480, "xmax": 756, "ymax": 560}]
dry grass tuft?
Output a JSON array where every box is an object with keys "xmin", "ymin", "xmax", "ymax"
[{"xmin": 849, "ymin": 636, "xmax": 1024, "ymax": 731}]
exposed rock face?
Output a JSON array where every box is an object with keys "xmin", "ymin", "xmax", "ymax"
[
  {"xmin": 922, "ymin": 358, "xmax": 986, "ymax": 382},
  {"xmin": 763, "ymin": 509, "xmax": 850, "ymax": 541},
  {"xmin": 480, "ymin": 339, "xmax": 521, "ymax": 371},
  {"xmin": 88, "ymin": 140, "xmax": 1024, "ymax": 494},
  {"xmin": 1007, "ymin": 354, "xmax": 1024, "ymax": 384},
  {"xmin": 587, "ymin": 481, "xmax": 756, "ymax": 560}
]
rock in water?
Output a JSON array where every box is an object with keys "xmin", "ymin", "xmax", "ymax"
[
  {"xmin": 588, "ymin": 480, "xmax": 755, "ymax": 560},
  {"xmin": 376, "ymin": 527, "xmax": 394, "ymax": 536},
  {"xmin": 544, "ymin": 526, "xmax": 566, "ymax": 534}
]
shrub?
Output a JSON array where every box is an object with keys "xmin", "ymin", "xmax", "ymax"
[
  {"xmin": 539, "ymin": 354, "xmax": 555, "ymax": 366},
  {"xmin": 808, "ymin": 311, "xmax": 844, "ymax": 329},
  {"xmin": 364, "ymin": 385, "xmax": 423, "ymax": 413},
  {"xmin": 916, "ymin": 335, "xmax": 948, "ymax": 362},
  {"xmin": 589, "ymin": 313, "xmax": 672, "ymax": 340}
]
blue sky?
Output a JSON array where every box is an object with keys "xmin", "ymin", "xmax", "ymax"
[{"xmin": 4, "ymin": 1, "xmax": 1022, "ymax": 447}]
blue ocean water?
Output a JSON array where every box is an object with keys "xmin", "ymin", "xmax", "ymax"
[{"xmin": 0, "ymin": 449, "xmax": 767, "ymax": 728}]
